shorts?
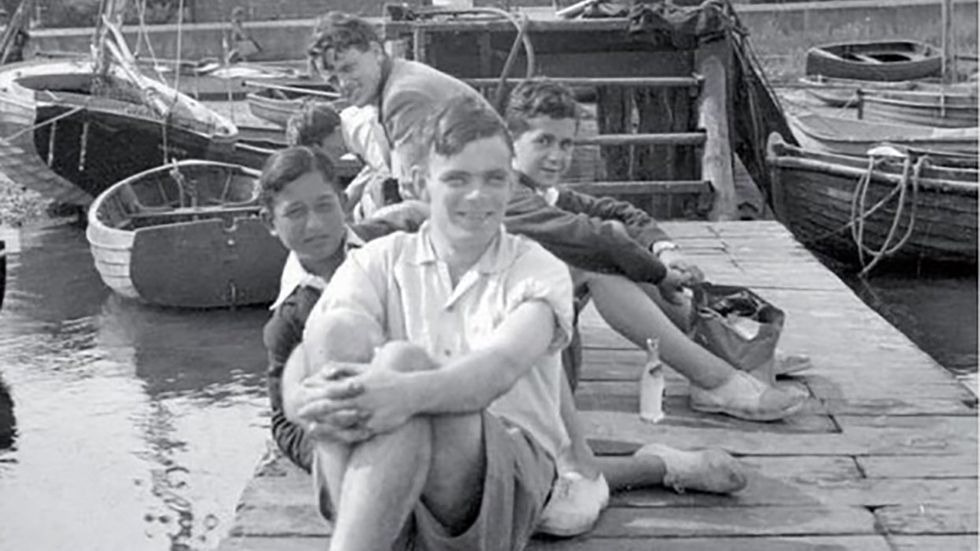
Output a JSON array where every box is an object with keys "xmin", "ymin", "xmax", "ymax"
[{"xmin": 313, "ymin": 411, "xmax": 556, "ymax": 551}]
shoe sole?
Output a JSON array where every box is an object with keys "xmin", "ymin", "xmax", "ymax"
[
  {"xmin": 535, "ymin": 518, "xmax": 600, "ymax": 538},
  {"xmin": 690, "ymin": 397, "xmax": 806, "ymax": 422}
]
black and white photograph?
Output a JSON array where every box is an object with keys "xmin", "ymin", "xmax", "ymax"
[{"xmin": 0, "ymin": 0, "xmax": 976, "ymax": 549}]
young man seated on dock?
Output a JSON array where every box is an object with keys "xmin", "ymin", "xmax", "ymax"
[
  {"xmin": 305, "ymin": 11, "xmax": 494, "ymax": 217},
  {"xmin": 278, "ymin": 96, "xmax": 573, "ymax": 551}
]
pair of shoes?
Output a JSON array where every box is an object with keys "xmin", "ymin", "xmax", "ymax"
[
  {"xmin": 689, "ymin": 370, "xmax": 805, "ymax": 422},
  {"xmin": 536, "ymin": 471, "xmax": 609, "ymax": 537},
  {"xmin": 775, "ymin": 352, "xmax": 813, "ymax": 376},
  {"xmin": 636, "ymin": 444, "xmax": 747, "ymax": 494}
]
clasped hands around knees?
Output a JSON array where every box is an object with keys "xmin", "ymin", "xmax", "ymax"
[{"xmin": 297, "ymin": 340, "xmax": 435, "ymax": 444}]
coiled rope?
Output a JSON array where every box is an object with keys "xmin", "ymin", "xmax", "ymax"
[{"xmin": 850, "ymin": 154, "xmax": 923, "ymax": 277}]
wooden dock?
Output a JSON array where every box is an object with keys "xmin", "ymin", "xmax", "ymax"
[{"xmin": 216, "ymin": 220, "xmax": 978, "ymax": 551}]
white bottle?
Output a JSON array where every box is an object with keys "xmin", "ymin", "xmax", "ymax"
[{"xmin": 639, "ymin": 338, "xmax": 665, "ymax": 423}]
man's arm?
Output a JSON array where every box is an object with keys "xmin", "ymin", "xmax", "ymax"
[
  {"xmin": 555, "ymin": 188, "xmax": 671, "ymax": 250},
  {"xmin": 505, "ymin": 186, "xmax": 668, "ymax": 284},
  {"xmin": 404, "ymin": 299, "xmax": 556, "ymax": 414}
]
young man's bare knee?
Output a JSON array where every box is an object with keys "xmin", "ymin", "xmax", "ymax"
[
  {"xmin": 305, "ymin": 307, "xmax": 383, "ymax": 373},
  {"xmin": 373, "ymin": 341, "xmax": 438, "ymax": 373}
]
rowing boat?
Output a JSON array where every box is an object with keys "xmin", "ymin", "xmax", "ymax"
[
  {"xmin": 862, "ymin": 89, "xmax": 979, "ymax": 128},
  {"xmin": 805, "ymin": 40, "xmax": 942, "ymax": 82},
  {"xmin": 767, "ymin": 134, "xmax": 977, "ymax": 271},
  {"xmin": 86, "ymin": 160, "xmax": 287, "ymax": 308},
  {"xmin": 245, "ymin": 81, "xmax": 339, "ymax": 127},
  {"xmin": 787, "ymin": 112, "xmax": 978, "ymax": 157}
]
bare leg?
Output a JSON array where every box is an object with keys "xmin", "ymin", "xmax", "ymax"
[
  {"xmin": 556, "ymin": 368, "xmax": 601, "ymax": 479},
  {"xmin": 587, "ymin": 273, "xmax": 731, "ymax": 389},
  {"xmin": 315, "ymin": 340, "xmax": 436, "ymax": 551}
]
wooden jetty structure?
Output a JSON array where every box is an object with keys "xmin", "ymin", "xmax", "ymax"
[
  {"xmin": 216, "ymin": 220, "xmax": 978, "ymax": 551},
  {"xmin": 213, "ymin": 5, "xmax": 975, "ymax": 549}
]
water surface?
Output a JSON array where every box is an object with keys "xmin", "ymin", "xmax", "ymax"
[{"xmin": 0, "ymin": 224, "xmax": 272, "ymax": 551}]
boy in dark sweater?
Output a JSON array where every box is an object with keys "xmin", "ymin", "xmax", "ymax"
[{"xmin": 502, "ymin": 79, "xmax": 804, "ymax": 534}]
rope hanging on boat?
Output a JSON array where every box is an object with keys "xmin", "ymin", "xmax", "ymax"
[
  {"xmin": 849, "ymin": 154, "xmax": 923, "ymax": 277},
  {"xmin": 0, "ymin": 104, "xmax": 86, "ymax": 144},
  {"xmin": 413, "ymin": 7, "xmax": 536, "ymax": 108}
]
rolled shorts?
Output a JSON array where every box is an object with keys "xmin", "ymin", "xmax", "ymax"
[{"xmin": 313, "ymin": 411, "xmax": 557, "ymax": 551}]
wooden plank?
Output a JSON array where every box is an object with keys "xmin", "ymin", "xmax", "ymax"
[
  {"xmin": 464, "ymin": 76, "xmax": 702, "ymax": 88},
  {"xmin": 695, "ymin": 41, "xmax": 736, "ymax": 220},
  {"xmin": 579, "ymin": 411, "xmax": 978, "ymax": 456},
  {"xmin": 612, "ymin": 477, "xmax": 977, "ymax": 509},
  {"xmin": 217, "ymin": 536, "xmax": 324, "ymax": 551},
  {"xmin": 888, "ymin": 535, "xmax": 980, "ymax": 551},
  {"xmin": 876, "ymin": 503, "xmax": 979, "ymax": 535},
  {"xmin": 229, "ymin": 503, "xmax": 330, "ymax": 537},
  {"xmin": 574, "ymin": 381, "xmax": 834, "ymax": 433},
  {"xmin": 576, "ymin": 132, "xmax": 706, "ymax": 147},
  {"xmin": 528, "ymin": 535, "xmax": 892, "ymax": 551},
  {"xmin": 562, "ymin": 180, "xmax": 710, "ymax": 196},
  {"xmin": 858, "ymin": 454, "xmax": 978, "ymax": 479},
  {"xmin": 588, "ymin": 505, "xmax": 876, "ymax": 537}
]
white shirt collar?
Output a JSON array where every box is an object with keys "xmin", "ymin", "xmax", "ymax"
[{"xmin": 270, "ymin": 227, "xmax": 364, "ymax": 310}]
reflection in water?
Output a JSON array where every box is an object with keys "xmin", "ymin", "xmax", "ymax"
[
  {"xmin": 0, "ymin": 373, "xmax": 14, "ymax": 451},
  {"xmin": 0, "ymin": 224, "xmax": 273, "ymax": 551}
]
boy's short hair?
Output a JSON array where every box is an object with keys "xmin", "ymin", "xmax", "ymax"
[
  {"xmin": 307, "ymin": 12, "xmax": 380, "ymax": 68},
  {"xmin": 285, "ymin": 101, "xmax": 342, "ymax": 148},
  {"xmin": 504, "ymin": 79, "xmax": 579, "ymax": 138},
  {"xmin": 419, "ymin": 95, "xmax": 513, "ymax": 165},
  {"xmin": 259, "ymin": 146, "xmax": 342, "ymax": 209}
]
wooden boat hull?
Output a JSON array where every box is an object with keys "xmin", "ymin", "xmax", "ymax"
[
  {"xmin": 805, "ymin": 40, "xmax": 942, "ymax": 82},
  {"xmin": 797, "ymin": 75, "xmax": 971, "ymax": 108},
  {"xmin": 788, "ymin": 112, "xmax": 978, "ymax": 157},
  {"xmin": 245, "ymin": 82, "xmax": 338, "ymax": 127},
  {"xmin": 0, "ymin": 239, "xmax": 5, "ymax": 311},
  {"xmin": 862, "ymin": 90, "xmax": 979, "ymax": 128},
  {"xmin": 767, "ymin": 135, "xmax": 977, "ymax": 267},
  {"xmin": 86, "ymin": 160, "xmax": 288, "ymax": 308},
  {"xmin": 0, "ymin": 58, "xmax": 238, "ymax": 206}
]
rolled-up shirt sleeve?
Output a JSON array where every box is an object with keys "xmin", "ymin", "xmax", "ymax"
[
  {"xmin": 504, "ymin": 244, "xmax": 575, "ymax": 355},
  {"xmin": 304, "ymin": 247, "xmax": 389, "ymax": 345}
]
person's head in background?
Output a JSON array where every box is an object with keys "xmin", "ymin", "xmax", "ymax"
[
  {"xmin": 307, "ymin": 12, "xmax": 386, "ymax": 108},
  {"xmin": 504, "ymin": 79, "xmax": 580, "ymax": 188},
  {"xmin": 411, "ymin": 95, "xmax": 514, "ymax": 252},
  {"xmin": 259, "ymin": 146, "xmax": 348, "ymax": 276},
  {"xmin": 230, "ymin": 6, "xmax": 246, "ymax": 25},
  {"xmin": 285, "ymin": 101, "xmax": 348, "ymax": 165}
]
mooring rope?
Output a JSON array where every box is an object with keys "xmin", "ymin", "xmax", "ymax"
[{"xmin": 848, "ymin": 154, "xmax": 923, "ymax": 277}]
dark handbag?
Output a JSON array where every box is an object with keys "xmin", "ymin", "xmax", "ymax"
[{"xmin": 689, "ymin": 282, "xmax": 785, "ymax": 385}]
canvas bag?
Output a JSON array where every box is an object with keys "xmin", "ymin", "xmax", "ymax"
[{"xmin": 689, "ymin": 282, "xmax": 784, "ymax": 385}]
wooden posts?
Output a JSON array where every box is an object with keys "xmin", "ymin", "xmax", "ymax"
[
  {"xmin": 696, "ymin": 41, "xmax": 737, "ymax": 221},
  {"xmin": 941, "ymin": 0, "xmax": 957, "ymax": 84}
]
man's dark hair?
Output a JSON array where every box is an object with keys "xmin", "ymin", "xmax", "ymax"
[
  {"xmin": 307, "ymin": 11, "xmax": 381, "ymax": 68},
  {"xmin": 418, "ymin": 95, "xmax": 513, "ymax": 164},
  {"xmin": 504, "ymin": 78, "xmax": 579, "ymax": 138},
  {"xmin": 285, "ymin": 101, "xmax": 342, "ymax": 148},
  {"xmin": 259, "ymin": 146, "xmax": 342, "ymax": 209}
]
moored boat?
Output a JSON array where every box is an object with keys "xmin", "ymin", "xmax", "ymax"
[
  {"xmin": 86, "ymin": 160, "xmax": 288, "ymax": 308},
  {"xmin": 787, "ymin": 112, "xmax": 978, "ymax": 157},
  {"xmin": 0, "ymin": 36, "xmax": 239, "ymax": 206},
  {"xmin": 861, "ymin": 89, "xmax": 979, "ymax": 128},
  {"xmin": 805, "ymin": 40, "xmax": 942, "ymax": 82},
  {"xmin": 245, "ymin": 81, "xmax": 339, "ymax": 127},
  {"xmin": 767, "ymin": 134, "xmax": 977, "ymax": 272},
  {"xmin": 796, "ymin": 74, "xmax": 972, "ymax": 108}
]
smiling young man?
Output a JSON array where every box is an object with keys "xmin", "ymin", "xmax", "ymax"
[
  {"xmin": 307, "ymin": 12, "xmax": 492, "ymax": 199},
  {"xmin": 283, "ymin": 95, "xmax": 572, "ymax": 551}
]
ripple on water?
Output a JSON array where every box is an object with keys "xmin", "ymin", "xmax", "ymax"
[{"xmin": 0, "ymin": 224, "xmax": 273, "ymax": 550}]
